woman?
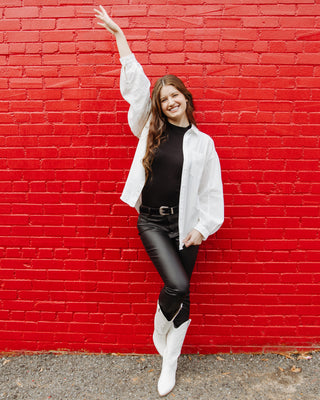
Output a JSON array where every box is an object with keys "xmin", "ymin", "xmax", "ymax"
[{"xmin": 95, "ymin": 5, "xmax": 224, "ymax": 397}]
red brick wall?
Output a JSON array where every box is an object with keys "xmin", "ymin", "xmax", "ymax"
[{"xmin": 0, "ymin": 0, "xmax": 319, "ymax": 354}]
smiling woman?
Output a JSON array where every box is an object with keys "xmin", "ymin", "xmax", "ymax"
[{"xmin": 94, "ymin": 5, "xmax": 224, "ymax": 397}]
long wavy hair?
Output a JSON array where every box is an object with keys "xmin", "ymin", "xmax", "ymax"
[{"xmin": 142, "ymin": 75, "xmax": 196, "ymax": 180}]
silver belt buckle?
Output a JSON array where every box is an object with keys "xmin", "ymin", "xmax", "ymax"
[{"xmin": 159, "ymin": 206, "xmax": 170, "ymax": 216}]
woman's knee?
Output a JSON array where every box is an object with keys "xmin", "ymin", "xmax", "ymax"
[{"xmin": 163, "ymin": 279, "xmax": 189, "ymax": 299}]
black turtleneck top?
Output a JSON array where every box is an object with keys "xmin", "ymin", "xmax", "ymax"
[{"xmin": 141, "ymin": 122, "xmax": 191, "ymax": 208}]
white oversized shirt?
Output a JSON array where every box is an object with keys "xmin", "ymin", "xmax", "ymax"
[{"xmin": 119, "ymin": 53, "xmax": 224, "ymax": 249}]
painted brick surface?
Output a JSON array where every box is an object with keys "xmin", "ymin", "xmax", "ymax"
[{"xmin": 0, "ymin": 0, "xmax": 319, "ymax": 354}]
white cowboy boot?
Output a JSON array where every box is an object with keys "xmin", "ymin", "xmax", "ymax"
[
  {"xmin": 153, "ymin": 302, "xmax": 182, "ymax": 357},
  {"xmin": 157, "ymin": 319, "xmax": 191, "ymax": 397}
]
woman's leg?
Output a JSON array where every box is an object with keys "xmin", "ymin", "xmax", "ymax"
[
  {"xmin": 137, "ymin": 214, "xmax": 199, "ymax": 325},
  {"xmin": 137, "ymin": 213, "xmax": 199, "ymax": 396},
  {"xmin": 138, "ymin": 225, "xmax": 189, "ymax": 320},
  {"xmin": 156, "ymin": 242, "xmax": 198, "ymax": 396}
]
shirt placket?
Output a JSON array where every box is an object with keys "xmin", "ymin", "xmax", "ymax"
[{"xmin": 178, "ymin": 129, "xmax": 192, "ymax": 249}]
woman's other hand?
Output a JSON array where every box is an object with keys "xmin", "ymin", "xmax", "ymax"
[{"xmin": 183, "ymin": 229, "xmax": 204, "ymax": 247}]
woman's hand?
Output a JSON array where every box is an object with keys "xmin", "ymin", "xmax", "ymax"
[
  {"xmin": 183, "ymin": 229, "xmax": 204, "ymax": 247},
  {"xmin": 94, "ymin": 5, "xmax": 122, "ymax": 35},
  {"xmin": 94, "ymin": 5, "xmax": 131, "ymax": 58}
]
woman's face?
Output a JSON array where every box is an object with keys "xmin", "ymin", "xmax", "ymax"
[{"xmin": 159, "ymin": 85, "xmax": 189, "ymax": 127}]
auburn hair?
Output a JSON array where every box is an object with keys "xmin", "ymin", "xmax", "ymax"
[{"xmin": 142, "ymin": 75, "xmax": 196, "ymax": 180}]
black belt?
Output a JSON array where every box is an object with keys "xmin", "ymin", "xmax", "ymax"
[{"xmin": 140, "ymin": 205, "xmax": 178, "ymax": 216}]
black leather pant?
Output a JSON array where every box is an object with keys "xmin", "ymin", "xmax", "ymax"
[{"xmin": 137, "ymin": 211, "xmax": 199, "ymax": 328}]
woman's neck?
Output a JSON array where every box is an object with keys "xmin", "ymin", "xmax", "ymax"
[{"xmin": 167, "ymin": 115, "xmax": 190, "ymax": 128}]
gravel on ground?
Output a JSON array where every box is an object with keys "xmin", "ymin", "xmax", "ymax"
[{"xmin": 0, "ymin": 351, "xmax": 319, "ymax": 400}]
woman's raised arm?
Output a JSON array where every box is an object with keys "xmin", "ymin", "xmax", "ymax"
[
  {"xmin": 94, "ymin": 5, "xmax": 131, "ymax": 59},
  {"xmin": 94, "ymin": 5, "xmax": 151, "ymax": 137}
]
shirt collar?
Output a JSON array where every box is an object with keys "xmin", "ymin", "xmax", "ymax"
[{"xmin": 188, "ymin": 124, "xmax": 202, "ymax": 136}]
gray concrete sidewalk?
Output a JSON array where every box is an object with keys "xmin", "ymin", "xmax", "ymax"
[{"xmin": 0, "ymin": 351, "xmax": 319, "ymax": 400}]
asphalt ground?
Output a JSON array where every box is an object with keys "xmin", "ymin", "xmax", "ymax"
[{"xmin": 0, "ymin": 351, "xmax": 319, "ymax": 400}]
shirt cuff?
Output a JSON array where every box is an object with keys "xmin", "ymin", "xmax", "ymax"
[
  {"xmin": 194, "ymin": 223, "xmax": 209, "ymax": 241},
  {"xmin": 120, "ymin": 53, "xmax": 135, "ymax": 66}
]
